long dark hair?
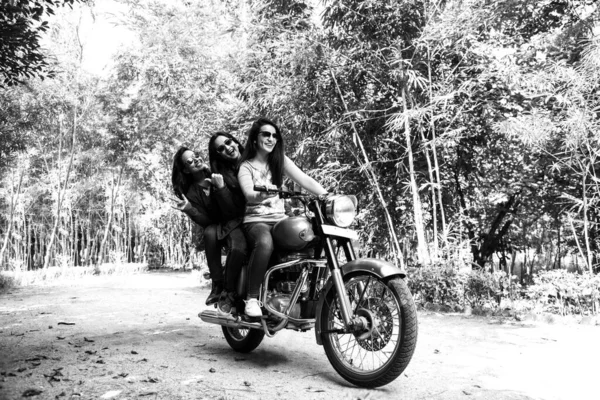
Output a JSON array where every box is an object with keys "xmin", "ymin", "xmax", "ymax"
[
  {"xmin": 208, "ymin": 132, "xmax": 244, "ymax": 189},
  {"xmin": 171, "ymin": 146, "xmax": 194, "ymax": 200},
  {"xmin": 239, "ymin": 117, "xmax": 285, "ymax": 186}
]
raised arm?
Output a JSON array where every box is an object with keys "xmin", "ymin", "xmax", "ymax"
[{"xmin": 283, "ymin": 156, "xmax": 327, "ymax": 196}]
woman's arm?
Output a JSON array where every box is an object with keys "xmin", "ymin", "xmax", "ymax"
[
  {"xmin": 284, "ymin": 156, "xmax": 328, "ymax": 196},
  {"xmin": 182, "ymin": 202, "xmax": 214, "ymax": 228},
  {"xmin": 181, "ymin": 188, "xmax": 215, "ymax": 228}
]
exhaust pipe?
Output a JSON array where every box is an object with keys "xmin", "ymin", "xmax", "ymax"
[{"xmin": 199, "ymin": 310, "xmax": 262, "ymax": 330}]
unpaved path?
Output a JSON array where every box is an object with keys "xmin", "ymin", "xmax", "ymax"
[{"xmin": 0, "ymin": 271, "xmax": 598, "ymax": 400}]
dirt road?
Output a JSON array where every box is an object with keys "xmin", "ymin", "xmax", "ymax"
[{"xmin": 0, "ymin": 271, "xmax": 598, "ymax": 400}]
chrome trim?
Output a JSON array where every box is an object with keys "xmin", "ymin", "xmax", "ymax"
[
  {"xmin": 199, "ymin": 309, "xmax": 262, "ymax": 330},
  {"xmin": 321, "ymin": 224, "xmax": 358, "ymax": 240},
  {"xmin": 261, "ymin": 259, "xmax": 326, "ymax": 324}
]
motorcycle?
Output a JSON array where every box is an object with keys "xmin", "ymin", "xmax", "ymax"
[{"xmin": 199, "ymin": 185, "xmax": 418, "ymax": 388}]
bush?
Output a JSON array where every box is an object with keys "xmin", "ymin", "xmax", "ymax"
[
  {"xmin": 0, "ymin": 272, "xmax": 16, "ymax": 292},
  {"xmin": 527, "ymin": 270, "xmax": 600, "ymax": 315},
  {"xmin": 408, "ymin": 264, "xmax": 465, "ymax": 309},
  {"xmin": 408, "ymin": 265, "xmax": 599, "ymax": 316},
  {"xmin": 464, "ymin": 270, "xmax": 514, "ymax": 309}
]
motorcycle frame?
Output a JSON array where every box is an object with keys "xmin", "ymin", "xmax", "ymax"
[{"xmin": 256, "ymin": 195, "xmax": 406, "ymax": 337}]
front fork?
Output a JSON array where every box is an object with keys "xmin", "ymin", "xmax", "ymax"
[{"xmin": 326, "ymin": 237, "xmax": 368, "ymax": 331}]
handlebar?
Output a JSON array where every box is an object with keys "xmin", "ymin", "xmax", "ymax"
[
  {"xmin": 253, "ymin": 184, "xmax": 302, "ymax": 199},
  {"xmin": 253, "ymin": 185, "xmax": 329, "ymax": 201}
]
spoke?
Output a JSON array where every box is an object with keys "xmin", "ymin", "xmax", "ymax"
[
  {"xmin": 373, "ymin": 345, "xmax": 387, "ymax": 366},
  {"xmin": 342, "ymin": 335, "xmax": 353, "ymax": 355},
  {"xmin": 371, "ymin": 331, "xmax": 376, "ymax": 368},
  {"xmin": 327, "ymin": 277, "xmax": 407, "ymax": 373},
  {"xmin": 357, "ymin": 342, "xmax": 369, "ymax": 369}
]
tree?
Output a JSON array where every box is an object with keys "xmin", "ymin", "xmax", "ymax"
[{"xmin": 0, "ymin": 0, "xmax": 82, "ymax": 87}]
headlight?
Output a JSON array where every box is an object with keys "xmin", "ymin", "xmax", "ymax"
[{"xmin": 325, "ymin": 195, "xmax": 357, "ymax": 228}]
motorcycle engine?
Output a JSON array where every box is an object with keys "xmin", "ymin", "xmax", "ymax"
[{"xmin": 266, "ymin": 293, "xmax": 301, "ymax": 319}]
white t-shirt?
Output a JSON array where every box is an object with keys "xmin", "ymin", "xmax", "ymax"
[{"xmin": 238, "ymin": 157, "xmax": 293, "ymax": 224}]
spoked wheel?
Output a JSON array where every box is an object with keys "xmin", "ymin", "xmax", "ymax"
[
  {"xmin": 222, "ymin": 326, "xmax": 265, "ymax": 353},
  {"xmin": 320, "ymin": 275, "xmax": 418, "ymax": 388}
]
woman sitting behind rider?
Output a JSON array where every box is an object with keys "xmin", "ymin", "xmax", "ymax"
[
  {"xmin": 207, "ymin": 132, "xmax": 247, "ymax": 312},
  {"xmin": 237, "ymin": 117, "xmax": 328, "ymax": 318},
  {"xmin": 171, "ymin": 146, "xmax": 246, "ymax": 310}
]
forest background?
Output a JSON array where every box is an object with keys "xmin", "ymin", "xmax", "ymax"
[{"xmin": 1, "ymin": 0, "xmax": 599, "ymax": 315}]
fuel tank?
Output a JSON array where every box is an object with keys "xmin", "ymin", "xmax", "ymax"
[{"xmin": 272, "ymin": 216, "xmax": 315, "ymax": 250}]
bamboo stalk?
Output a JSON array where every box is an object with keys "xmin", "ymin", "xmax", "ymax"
[
  {"xmin": 0, "ymin": 167, "xmax": 25, "ymax": 268},
  {"xmin": 329, "ymin": 68, "xmax": 404, "ymax": 268},
  {"xmin": 44, "ymin": 111, "xmax": 76, "ymax": 269},
  {"xmin": 400, "ymin": 86, "xmax": 430, "ymax": 265},
  {"xmin": 426, "ymin": 44, "xmax": 447, "ymax": 241},
  {"xmin": 568, "ymin": 215, "xmax": 588, "ymax": 272},
  {"xmin": 580, "ymin": 160, "xmax": 593, "ymax": 273},
  {"xmin": 96, "ymin": 165, "xmax": 124, "ymax": 267}
]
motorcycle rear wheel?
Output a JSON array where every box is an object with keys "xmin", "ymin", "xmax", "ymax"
[
  {"xmin": 320, "ymin": 275, "xmax": 417, "ymax": 388},
  {"xmin": 222, "ymin": 326, "xmax": 265, "ymax": 353}
]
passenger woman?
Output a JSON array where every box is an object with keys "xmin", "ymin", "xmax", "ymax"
[
  {"xmin": 207, "ymin": 132, "xmax": 247, "ymax": 313},
  {"xmin": 171, "ymin": 146, "xmax": 246, "ymax": 310},
  {"xmin": 237, "ymin": 117, "xmax": 328, "ymax": 317}
]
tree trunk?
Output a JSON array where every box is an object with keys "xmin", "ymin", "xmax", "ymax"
[
  {"xmin": 96, "ymin": 166, "xmax": 124, "ymax": 267},
  {"xmin": 329, "ymin": 68, "xmax": 405, "ymax": 267},
  {"xmin": 0, "ymin": 167, "xmax": 24, "ymax": 268},
  {"xmin": 420, "ymin": 129, "xmax": 438, "ymax": 255},
  {"xmin": 401, "ymin": 87, "xmax": 429, "ymax": 265},
  {"xmin": 426, "ymin": 43, "xmax": 446, "ymax": 245},
  {"xmin": 581, "ymin": 162, "xmax": 593, "ymax": 273},
  {"xmin": 44, "ymin": 112, "xmax": 76, "ymax": 269}
]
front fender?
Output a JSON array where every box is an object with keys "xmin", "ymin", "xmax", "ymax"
[{"xmin": 314, "ymin": 258, "xmax": 405, "ymax": 345}]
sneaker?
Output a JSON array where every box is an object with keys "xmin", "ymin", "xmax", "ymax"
[
  {"xmin": 244, "ymin": 298, "xmax": 263, "ymax": 318},
  {"xmin": 218, "ymin": 292, "xmax": 235, "ymax": 314}
]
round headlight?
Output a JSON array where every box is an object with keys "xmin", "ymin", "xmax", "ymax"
[{"xmin": 325, "ymin": 195, "xmax": 357, "ymax": 228}]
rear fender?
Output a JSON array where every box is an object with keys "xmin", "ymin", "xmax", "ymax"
[{"xmin": 314, "ymin": 258, "xmax": 405, "ymax": 345}]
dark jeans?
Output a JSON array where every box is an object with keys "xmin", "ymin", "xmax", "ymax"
[
  {"xmin": 223, "ymin": 227, "xmax": 247, "ymax": 293},
  {"xmin": 203, "ymin": 225, "xmax": 223, "ymax": 283},
  {"xmin": 243, "ymin": 222, "xmax": 275, "ymax": 299},
  {"xmin": 204, "ymin": 224, "xmax": 247, "ymax": 293}
]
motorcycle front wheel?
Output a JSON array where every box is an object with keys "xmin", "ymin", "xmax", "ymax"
[
  {"xmin": 222, "ymin": 326, "xmax": 265, "ymax": 353},
  {"xmin": 320, "ymin": 275, "xmax": 418, "ymax": 388}
]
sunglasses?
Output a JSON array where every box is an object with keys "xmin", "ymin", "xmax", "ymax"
[
  {"xmin": 216, "ymin": 138, "xmax": 234, "ymax": 153},
  {"xmin": 259, "ymin": 131, "xmax": 280, "ymax": 140},
  {"xmin": 185, "ymin": 152, "xmax": 203, "ymax": 166}
]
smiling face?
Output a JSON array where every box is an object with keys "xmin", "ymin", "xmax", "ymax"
[
  {"xmin": 256, "ymin": 124, "xmax": 279, "ymax": 155},
  {"xmin": 213, "ymin": 135, "xmax": 240, "ymax": 162},
  {"xmin": 181, "ymin": 150, "xmax": 210, "ymax": 176}
]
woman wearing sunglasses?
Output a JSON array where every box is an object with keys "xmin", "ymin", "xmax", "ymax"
[
  {"xmin": 237, "ymin": 117, "xmax": 328, "ymax": 317},
  {"xmin": 206, "ymin": 132, "xmax": 247, "ymax": 313},
  {"xmin": 171, "ymin": 146, "xmax": 245, "ymax": 311}
]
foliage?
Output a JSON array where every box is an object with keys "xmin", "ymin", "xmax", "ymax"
[
  {"xmin": 0, "ymin": 0, "xmax": 83, "ymax": 87},
  {"xmin": 1, "ymin": 0, "xmax": 600, "ymax": 286},
  {"xmin": 408, "ymin": 264, "xmax": 465, "ymax": 309},
  {"xmin": 408, "ymin": 265, "xmax": 600, "ymax": 316},
  {"xmin": 527, "ymin": 269, "xmax": 600, "ymax": 315},
  {"xmin": 0, "ymin": 272, "xmax": 16, "ymax": 292}
]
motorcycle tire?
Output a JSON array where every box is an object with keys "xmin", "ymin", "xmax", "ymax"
[
  {"xmin": 222, "ymin": 326, "xmax": 265, "ymax": 353},
  {"xmin": 320, "ymin": 275, "xmax": 418, "ymax": 388}
]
